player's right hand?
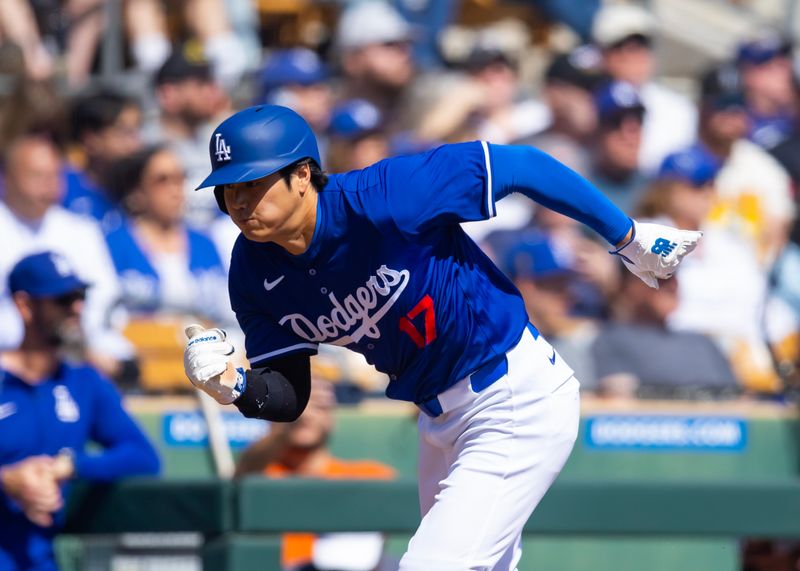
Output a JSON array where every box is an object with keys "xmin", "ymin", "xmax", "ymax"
[{"xmin": 183, "ymin": 324, "xmax": 246, "ymax": 405}]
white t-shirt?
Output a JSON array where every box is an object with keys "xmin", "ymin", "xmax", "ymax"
[
  {"xmin": 666, "ymin": 220, "xmax": 790, "ymax": 390},
  {"xmin": 639, "ymin": 82, "xmax": 698, "ymax": 173},
  {"xmin": 0, "ymin": 202, "xmax": 132, "ymax": 358},
  {"xmin": 712, "ymin": 139, "xmax": 795, "ymax": 264},
  {"xmin": 667, "ymin": 224, "xmax": 766, "ymax": 342}
]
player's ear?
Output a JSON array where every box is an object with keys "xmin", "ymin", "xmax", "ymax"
[{"xmin": 293, "ymin": 162, "xmax": 312, "ymax": 195}]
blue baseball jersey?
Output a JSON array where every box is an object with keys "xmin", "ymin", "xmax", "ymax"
[
  {"xmin": 0, "ymin": 363, "xmax": 160, "ymax": 571},
  {"xmin": 229, "ymin": 141, "xmax": 531, "ymax": 403}
]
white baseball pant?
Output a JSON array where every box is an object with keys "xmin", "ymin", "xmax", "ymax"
[{"xmin": 399, "ymin": 326, "xmax": 580, "ymax": 571}]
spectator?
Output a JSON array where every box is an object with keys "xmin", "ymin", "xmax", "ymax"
[
  {"xmin": 236, "ymin": 379, "xmax": 395, "ymax": 571},
  {"xmin": 506, "ymin": 234, "xmax": 601, "ymax": 391},
  {"xmin": 0, "ymin": 134, "xmax": 133, "ymax": 377},
  {"xmin": 326, "ymin": 99, "xmax": 390, "ymax": 173},
  {"xmin": 0, "ymin": 251, "xmax": 160, "ymax": 571},
  {"xmin": 416, "ymin": 38, "xmax": 550, "ymax": 146},
  {"xmin": 0, "ymin": 0, "xmax": 108, "ymax": 86},
  {"xmin": 465, "ymin": 42, "xmax": 550, "ymax": 145},
  {"xmin": 63, "ymin": 88, "xmax": 143, "ymax": 233},
  {"xmin": 0, "ymin": 42, "xmax": 65, "ymax": 158},
  {"xmin": 256, "ymin": 48, "xmax": 334, "ymax": 139},
  {"xmin": 0, "ymin": 0, "xmax": 55, "ymax": 81},
  {"xmin": 523, "ymin": 47, "xmax": 605, "ymax": 175},
  {"xmin": 125, "ymin": 0, "xmax": 252, "ymax": 88},
  {"xmin": 146, "ymin": 44, "xmax": 230, "ymax": 228},
  {"xmin": 104, "ymin": 145, "xmax": 232, "ymax": 327},
  {"xmin": 736, "ymin": 33, "xmax": 796, "ymax": 149},
  {"xmin": 591, "ymin": 3, "xmax": 697, "ymax": 171},
  {"xmin": 592, "ymin": 270, "xmax": 738, "ymax": 400},
  {"xmin": 531, "ymin": 206, "xmax": 621, "ymax": 311},
  {"xmin": 769, "ymin": 50, "xmax": 800, "ymax": 222},
  {"xmin": 587, "ymin": 81, "xmax": 648, "ymax": 212},
  {"xmin": 638, "ymin": 147, "xmax": 794, "ymax": 394},
  {"xmin": 767, "ymin": 60, "xmax": 800, "ymax": 349},
  {"xmin": 334, "ymin": 1, "xmax": 416, "ymax": 131},
  {"xmin": 483, "ymin": 203, "xmax": 619, "ymax": 320},
  {"xmin": 698, "ymin": 65, "xmax": 795, "ymax": 266},
  {"xmin": 636, "ymin": 146, "xmax": 720, "ymax": 231}
]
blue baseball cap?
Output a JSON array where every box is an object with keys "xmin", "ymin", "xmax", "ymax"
[
  {"xmin": 658, "ymin": 147, "xmax": 720, "ymax": 187},
  {"xmin": 329, "ymin": 99, "xmax": 384, "ymax": 139},
  {"xmin": 8, "ymin": 252, "xmax": 88, "ymax": 298},
  {"xmin": 594, "ymin": 81, "xmax": 645, "ymax": 121},
  {"xmin": 505, "ymin": 234, "xmax": 576, "ymax": 281},
  {"xmin": 700, "ymin": 64, "xmax": 746, "ymax": 110},
  {"xmin": 736, "ymin": 34, "xmax": 790, "ymax": 66},
  {"xmin": 258, "ymin": 48, "xmax": 329, "ymax": 97}
]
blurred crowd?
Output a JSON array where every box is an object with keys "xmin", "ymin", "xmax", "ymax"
[{"xmin": 0, "ymin": 0, "xmax": 799, "ymax": 403}]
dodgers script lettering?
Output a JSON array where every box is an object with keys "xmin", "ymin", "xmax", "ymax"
[{"xmin": 279, "ymin": 265, "xmax": 410, "ymax": 345}]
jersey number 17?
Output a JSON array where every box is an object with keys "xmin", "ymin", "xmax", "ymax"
[{"xmin": 398, "ymin": 294, "xmax": 437, "ymax": 349}]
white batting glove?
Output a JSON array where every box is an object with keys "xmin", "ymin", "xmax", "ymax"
[
  {"xmin": 610, "ymin": 220, "xmax": 703, "ymax": 289},
  {"xmin": 183, "ymin": 324, "xmax": 246, "ymax": 405}
]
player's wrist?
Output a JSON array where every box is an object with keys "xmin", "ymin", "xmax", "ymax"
[
  {"xmin": 611, "ymin": 219, "xmax": 636, "ymax": 251},
  {"xmin": 614, "ymin": 222, "xmax": 635, "ymax": 249},
  {"xmin": 229, "ymin": 367, "xmax": 247, "ymax": 404}
]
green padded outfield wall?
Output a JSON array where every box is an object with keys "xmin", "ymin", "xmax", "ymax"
[{"xmin": 119, "ymin": 400, "xmax": 800, "ymax": 571}]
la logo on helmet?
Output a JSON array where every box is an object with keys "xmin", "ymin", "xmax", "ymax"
[{"xmin": 215, "ymin": 133, "xmax": 231, "ymax": 162}]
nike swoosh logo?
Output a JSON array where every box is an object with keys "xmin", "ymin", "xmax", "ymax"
[
  {"xmin": 548, "ymin": 348, "xmax": 557, "ymax": 365},
  {"xmin": 263, "ymin": 275, "xmax": 285, "ymax": 291}
]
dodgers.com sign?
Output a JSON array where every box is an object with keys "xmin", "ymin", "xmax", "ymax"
[
  {"xmin": 163, "ymin": 412, "xmax": 269, "ymax": 448},
  {"xmin": 585, "ymin": 415, "xmax": 747, "ymax": 452}
]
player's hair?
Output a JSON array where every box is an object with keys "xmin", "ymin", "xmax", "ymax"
[
  {"xmin": 70, "ymin": 88, "xmax": 138, "ymax": 142},
  {"xmin": 279, "ymin": 158, "xmax": 329, "ymax": 191}
]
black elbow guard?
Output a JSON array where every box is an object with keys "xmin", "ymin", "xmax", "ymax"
[{"xmin": 233, "ymin": 356, "xmax": 311, "ymax": 422}]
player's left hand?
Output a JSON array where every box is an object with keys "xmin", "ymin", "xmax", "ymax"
[
  {"xmin": 610, "ymin": 220, "xmax": 702, "ymax": 289},
  {"xmin": 183, "ymin": 324, "xmax": 246, "ymax": 405}
]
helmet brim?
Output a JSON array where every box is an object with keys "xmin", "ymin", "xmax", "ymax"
[{"xmin": 195, "ymin": 157, "xmax": 296, "ymax": 190}]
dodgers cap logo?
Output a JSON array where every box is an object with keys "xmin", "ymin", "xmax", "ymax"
[{"xmin": 215, "ymin": 133, "xmax": 232, "ymax": 162}]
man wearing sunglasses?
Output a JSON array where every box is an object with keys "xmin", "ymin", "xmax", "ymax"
[
  {"xmin": 591, "ymin": 3, "xmax": 697, "ymax": 172},
  {"xmin": 588, "ymin": 80, "xmax": 649, "ymax": 213},
  {"xmin": 0, "ymin": 252, "xmax": 160, "ymax": 571}
]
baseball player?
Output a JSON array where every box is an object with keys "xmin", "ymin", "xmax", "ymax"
[{"xmin": 184, "ymin": 105, "xmax": 701, "ymax": 570}]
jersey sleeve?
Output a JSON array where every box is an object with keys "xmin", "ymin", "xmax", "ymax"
[
  {"xmin": 344, "ymin": 141, "xmax": 496, "ymax": 237},
  {"xmin": 75, "ymin": 372, "xmax": 161, "ymax": 481},
  {"xmin": 228, "ymin": 243, "xmax": 318, "ymax": 366}
]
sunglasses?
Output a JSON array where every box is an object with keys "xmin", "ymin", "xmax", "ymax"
[
  {"xmin": 601, "ymin": 108, "xmax": 645, "ymax": 129},
  {"xmin": 52, "ymin": 291, "xmax": 86, "ymax": 308}
]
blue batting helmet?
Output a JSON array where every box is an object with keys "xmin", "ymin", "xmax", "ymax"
[{"xmin": 196, "ymin": 104, "xmax": 321, "ymax": 191}]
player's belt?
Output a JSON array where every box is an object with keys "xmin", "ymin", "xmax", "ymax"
[
  {"xmin": 416, "ymin": 323, "xmax": 538, "ymax": 419},
  {"xmin": 417, "ymin": 354, "xmax": 507, "ymax": 418},
  {"xmin": 417, "ymin": 353, "xmax": 508, "ymax": 418}
]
